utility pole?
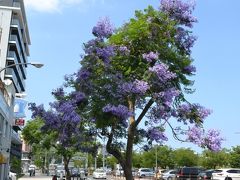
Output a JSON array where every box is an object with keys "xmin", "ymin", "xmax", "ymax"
[
  {"xmin": 155, "ymin": 145, "xmax": 158, "ymax": 177},
  {"xmin": 103, "ymin": 137, "xmax": 106, "ymax": 170}
]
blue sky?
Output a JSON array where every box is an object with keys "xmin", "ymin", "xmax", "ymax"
[{"xmin": 23, "ymin": 0, "xmax": 240, "ymax": 152}]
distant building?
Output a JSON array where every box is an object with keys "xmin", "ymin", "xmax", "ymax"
[
  {"xmin": 21, "ymin": 139, "xmax": 31, "ymax": 173},
  {"xmin": 0, "ymin": 0, "xmax": 30, "ymax": 179}
]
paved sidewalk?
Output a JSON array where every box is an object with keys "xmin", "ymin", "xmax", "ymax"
[{"xmin": 19, "ymin": 172, "xmax": 52, "ymax": 180}]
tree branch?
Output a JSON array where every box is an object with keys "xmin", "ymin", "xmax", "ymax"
[
  {"xmin": 135, "ymin": 98, "xmax": 154, "ymax": 127},
  {"xmin": 166, "ymin": 121, "xmax": 186, "ymax": 142},
  {"xmin": 106, "ymin": 127, "xmax": 124, "ymax": 165}
]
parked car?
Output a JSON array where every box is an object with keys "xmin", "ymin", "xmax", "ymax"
[
  {"xmin": 161, "ymin": 169, "xmax": 178, "ymax": 180},
  {"xmin": 176, "ymin": 167, "xmax": 205, "ymax": 180},
  {"xmin": 132, "ymin": 169, "xmax": 138, "ymax": 177},
  {"xmin": 114, "ymin": 168, "xmax": 124, "ymax": 176},
  {"xmin": 71, "ymin": 167, "xmax": 80, "ymax": 177},
  {"xmin": 154, "ymin": 169, "xmax": 167, "ymax": 180},
  {"xmin": 49, "ymin": 164, "xmax": 57, "ymax": 176},
  {"xmin": 92, "ymin": 169, "xmax": 107, "ymax": 179},
  {"xmin": 105, "ymin": 168, "xmax": 112, "ymax": 175},
  {"xmin": 197, "ymin": 169, "xmax": 214, "ymax": 180},
  {"xmin": 211, "ymin": 168, "xmax": 240, "ymax": 180},
  {"xmin": 56, "ymin": 165, "xmax": 65, "ymax": 178},
  {"xmin": 137, "ymin": 168, "xmax": 155, "ymax": 178},
  {"xmin": 9, "ymin": 171, "xmax": 17, "ymax": 180}
]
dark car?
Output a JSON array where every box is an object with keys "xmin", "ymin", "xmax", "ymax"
[
  {"xmin": 71, "ymin": 168, "xmax": 80, "ymax": 177},
  {"xmin": 176, "ymin": 167, "xmax": 205, "ymax": 180},
  {"xmin": 197, "ymin": 169, "xmax": 214, "ymax": 180}
]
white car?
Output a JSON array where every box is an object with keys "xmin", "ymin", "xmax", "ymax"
[
  {"xmin": 114, "ymin": 168, "xmax": 124, "ymax": 176},
  {"xmin": 137, "ymin": 168, "xmax": 155, "ymax": 178},
  {"xmin": 161, "ymin": 169, "xmax": 178, "ymax": 180},
  {"xmin": 9, "ymin": 171, "xmax": 17, "ymax": 180},
  {"xmin": 211, "ymin": 168, "xmax": 240, "ymax": 180},
  {"xmin": 56, "ymin": 165, "xmax": 66, "ymax": 177},
  {"xmin": 93, "ymin": 169, "xmax": 107, "ymax": 179}
]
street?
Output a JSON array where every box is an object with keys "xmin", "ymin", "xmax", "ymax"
[{"xmin": 18, "ymin": 173, "xmax": 155, "ymax": 180}]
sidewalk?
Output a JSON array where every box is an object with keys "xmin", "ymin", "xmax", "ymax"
[{"xmin": 18, "ymin": 172, "xmax": 52, "ymax": 180}]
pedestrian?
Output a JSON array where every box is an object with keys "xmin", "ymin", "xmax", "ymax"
[
  {"xmin": 52, "ymin": 175, "xmax": 57, "ymax": 180},
  {"xmin": 29, "ymin": 169, "xmax": 33, "ymax": 176}
]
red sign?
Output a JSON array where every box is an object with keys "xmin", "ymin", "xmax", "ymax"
[{"xmin": 15, "ymin": 118, "xmax": 25, "ymax": 126}]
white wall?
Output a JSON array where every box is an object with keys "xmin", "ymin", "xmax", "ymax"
[
  {"xmin": 0, "ymin": 8, "xmax": 13, "ymax": 180},
  {"xmin": 0, "ymin": 9, "xmax": 12, "ymax": 80}
]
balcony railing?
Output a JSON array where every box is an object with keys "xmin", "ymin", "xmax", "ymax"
[
  {"xmin": 4, "ymin": 68, "xmax": 23, "ymax": 93},
  {"xmin": 9, "ymin": 35, "xmax": 27, "ymax": 64},
  {"xmin": 7, "ymin": 51, "xmax": 27, "ymax": 79},
  {"xmin": 11, "ymin": 19, "xmax": 29, "ymax": 57}
]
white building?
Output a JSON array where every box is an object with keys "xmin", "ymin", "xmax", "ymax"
[{"xmin": 0, "ymin": 0, "xmax": 30, "ymax": 179}]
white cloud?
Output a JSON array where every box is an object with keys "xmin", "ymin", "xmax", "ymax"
[{"xmin": 23, "ymin": 0, "xmax": 87, "ymax": 13}]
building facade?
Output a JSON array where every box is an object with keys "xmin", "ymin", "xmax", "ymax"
[
  {"xmin": 0, "ymin": 0, "xmax": 30, "ymax": 179},
  {"xmin": 21, "ymin": 139, "xmax": 31, "ymax": 173}
]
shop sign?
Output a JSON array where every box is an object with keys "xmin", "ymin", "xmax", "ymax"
[
  {"xmin": 15, "ymin": 118, "xmax": 25, "ymax": 126},
  {"xmin": 14, "ymin": 98, "xmax": 27, "ymax": 118}
]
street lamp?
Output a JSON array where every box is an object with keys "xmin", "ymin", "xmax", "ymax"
[{"xmin": 0, "ymin": 62, "xmax": 44, "ymax": 73}]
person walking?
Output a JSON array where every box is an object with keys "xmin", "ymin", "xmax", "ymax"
[{"xmin": 52, "ymin": 175, "xmax": 57, "ymax": 180}]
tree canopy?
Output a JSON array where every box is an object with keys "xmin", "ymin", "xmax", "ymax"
[{"xmin": 27, "ymin": 1, "xmax": 224, "ymax": 179}]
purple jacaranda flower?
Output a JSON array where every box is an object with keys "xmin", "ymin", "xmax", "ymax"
[
  {"xmin": 96, "ymin": 45, "xmax": 115, "ymax": 64},
  {"xmin": 70, "ymin": 91, "xmax": 86, "ymax": 104},
  {"xmin": 42, "ymin": 111, "xmax": 60, "ymax": 130},
  {"xmin": 142, "ymin": 52, "xmax": 159, "ymax": 62},
  {"xmin": 118, "ymin": 46, "xmax": 130, "ymax": 55},
  {"xmin": 187, "ymin": 126, "xmax": 204, "ymax": 146},
  {"xmin": 102, "ymin": 104, "xmax": 133, "ymax": 120},
  {"xmin": 184, "ymin": 65, "xmax": 196, "ymax": 74},
  {"xmin": 148, "ymin": 105, "xmax": 172, "ymax": 122},
  {"xmin": 176, "ymin": 27, "xmax": 197, "ymax": 54},
  {"xmin": 160, "ymin": 0, "xmax": 197, "ymax": 28},
  {"xmin": 83, "ymin": 39, "xmax": 98, "ymax": 54},
  {"xmin": 76, "ymin": 69, "xmax": 90, "ymax": 81},
  {"xmin": 149, "ymin": 63, "xmax": 177, "ymax": 83},
  {"xmin": 118, "ymin": 79, "xmax": 150, "ymax": 95},
  {"xmin": 187, "ymin": 126, "xmax": 224, "ymax": 152},
  {"xmin": 133, "ymin": 80, "xmax": 150, "ymax": 94},
  {"xmin": 28, "ymin": 103, "xmax": 45, "ymax": 118},
  {"xmin": 177, "ymin": 103, "xmax": 212, "ymax": 124},
  {"xmin": 154, "ymin": 88, "xmax": 180, "ymax": 107},
  {"xmin": 204, "ymin": 129, "xmax": 224, "ymax": 152},
  {"xmin": 92, "ymin": 17, "xmax": 114, "ymax": 39},
  {"xmin": 148, "ymin": 127, "xmax": 168, "ymax": 142}
]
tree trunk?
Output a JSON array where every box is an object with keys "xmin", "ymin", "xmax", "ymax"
[
  {"xmin": 105, "ymin": 99, "xmax": 150, "ymax": 180},
  {"xmin": 121, "ymin": 100, "xmax": 135, "ymax": 180},
  {"xmin": 122, "ymin": 115, "xmax": 135, "ymax": 180},
  {"xmin": 63, "ymin": 156, "xmax": 71, "ymax": 180}
]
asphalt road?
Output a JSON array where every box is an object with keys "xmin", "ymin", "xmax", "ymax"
[{"xmin": 19, "ymin": 173, "xmax": 155, "ymax": 180}]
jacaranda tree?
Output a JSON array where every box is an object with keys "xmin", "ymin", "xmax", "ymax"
[
  {"xmin": 44, "ymin": 0, "xmax": 223, "ymax": 179},
  {"xmin": 28, "ymin": 88, "xmax": 97, "ymax": 180}
]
